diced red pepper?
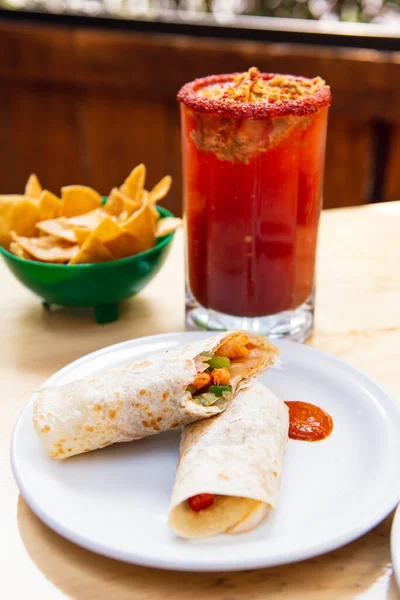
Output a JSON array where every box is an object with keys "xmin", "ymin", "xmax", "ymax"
[{"xmin": 188, "ymin": 493, "xmax": 215, "ymax": 512}]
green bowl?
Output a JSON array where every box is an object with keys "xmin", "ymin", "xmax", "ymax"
[{"xmin": 0, "ymin": 205, "xmax": 176, "ymax": 323}]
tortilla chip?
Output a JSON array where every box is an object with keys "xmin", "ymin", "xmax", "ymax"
[
  {"xmin": 9, "ymin": 241, "xmax": 34, "ymax": 260},
  {"xmin": 90, "ymin": 216, "xmax": 122, "ymax": 242},
  {"xmin": 38, "ymin": 190, "xmax": 61, "ymax": 221},
  {"xmin": 82, "ymin": 216, "xmax": 136, "ymax": 260},
  {"xmin": 155, "ymin": 217, "xmax": 182, "ymax": 238},
  {"xmin": 123, "ymin": 196, "xmax": 140, "ymax": 216},
  {"xmin": 0, "ymin": 195, "xmax": 24, "ymax": 212},
  {"xmin": 37, "ymin": 217, "xmax": 77, "ymax": 243},
  {"xmin": 121, "ymin": 202, "xmax": 155, "ymax": 254},
  {"xmin": 38, "ymin": 208, "xmax": 117, "ymax": 243},
  {"xmin": 10, "ymin": 198, "xmax": 39, "ymax": 238},
  {"xmin": 105, "ymin": 189, "xmax": 139, "ymax": 219},
  {"xmin": 114, "ymin": 200, "xmax": 141, "ymax": 224},
  {"xmin": 69, "ymin": 235, "xmax": 114, "ymax": 265},
  {"xmin": 104, "ymin": 188, "xmax": 124, "ymax": 216},
  {"xmin": 140, "ymin": 189, "xmax": 159, "ymax": 220},
  {"xmin": 25, "ymin": 174, "xmax": 42, "ymax": 199},
  {"xmin": 150, "ymin": 175, "xmax": 172, "ymax": 204},
  {"xmin": 12, "ymin": 233, "xmax": 79, "ymax": 263},
  {"xmin": 117, "ymin": 210, "xmax": 128, "ymax": 222},
  {"xmin": 2, "ymin": 167, "xmax": 174, "ymax": 264},
  {"xmin": 38, "ymin": 206, "xmax": 115, "ymax": 243},
  {"xmin": 68, "ymin": 208, "xmax": 108, "ymax": 229},
  {"xmin": 120, "ymin": 164, "xmax": 146, "ymax": 201},
  {"xmin": 0, "ymin": 195, "xmax": 26, "ymax": 248},
  {"xmin": 105, "ymin": 233, "xmax": 137, "ymax": 260},
  {"xmin": 61, "ymin": 185, "xmax": 102, "ymax": 218},
  {"xmin": 73, "ymin": 227, "xmax": 90, "ymax": 246}
]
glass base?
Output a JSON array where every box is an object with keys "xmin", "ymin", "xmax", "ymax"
[{"xmin": 185, "ymin": 289, "xmax": 315, "ymax": 343}]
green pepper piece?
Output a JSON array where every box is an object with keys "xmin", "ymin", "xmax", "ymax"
[
  {"xmin": 207, "ymin": 356, "xmax": 231, "ymax": 369},
  {"xmin": 186, "ymin": 385, "xmax": 197, "ymax": 395},
  {"xmin": 208, "ymin": 385, "xmax": 232, "ymax": 397},
  {"xmin": 197, "ymin": 393, "xmax": 218, "ymax": 407}
]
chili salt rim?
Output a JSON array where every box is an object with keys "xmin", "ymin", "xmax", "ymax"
[{"xmin": 177, "ymin": 72, "xmax": 331, "ymax": 119}]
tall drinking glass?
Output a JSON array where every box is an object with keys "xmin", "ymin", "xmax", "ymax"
[{"xmin": 178, "ymin": 69, "xmax": 331, "ymax": 341}]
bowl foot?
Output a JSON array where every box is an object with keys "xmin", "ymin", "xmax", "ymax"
[{"xmin": 95, "ymin": 303, "xmax": 119, "ymax": 324}]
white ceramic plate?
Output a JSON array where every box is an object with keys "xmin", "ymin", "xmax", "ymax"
[
  {"xmin": 391, "ymin": 504, "xmax": 400, "ymax": 588},
  {"xmin": 11, "ymin": 332, "xmax": 400, "ymax": 572}
]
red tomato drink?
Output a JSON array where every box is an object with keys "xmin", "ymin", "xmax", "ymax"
[{"xmin": 178, "ymin": 68, "xmax": 331, "ymax": 338}]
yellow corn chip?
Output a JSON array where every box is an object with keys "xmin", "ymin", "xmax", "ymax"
[
  {"xmin": 140, "ymin": 189, "xmax": 159, "ymax": 220},
  {"xmin": 150, "ymin": 175, "xmax": 172, "ymax": 204},
  {"xmin": 25, "ymin": 174, "xmax": 42, "ymax": 199},
  {"xmin": 9, "ymin": 241, "xmax": 34, "ymax": 260},
  {"xmin": 38, "ymin": 207, "xmax": 114, "ymax": 244},
  {"xmin": 121, "ymin": 202, "xmax": 155, "ymax": 254},
  {"xmin": 120, "ymin": 164, "xmax": 146, "ymax": 201},
  {"xmin": 0, "ymin": 195, "xmax": 26, "ymax": 248},
  {"xmin": 11, "ymin": 232, "xmax": 79, "ymax": 263},
  {"xmin": 123, "ymin": 196, "xmax": 140, "ymax": 216},
  {"xmin": 105, "ymin": 190, "xmax": 140, "ymax": 221},
  {"xmin": 2, "ymin": 167, "xmax": 174, "ymax": 265},
  {"xmin": 104, "ymin": 188, "xmax": 124, "ymax": 217},
  {"xmin": 61, "ymin": 185, "xmax": 102, "ymax": 218},
  {"xmin": 73, "ymin": 227, "xmax": 90, "ymax": 246},
  {"xmin": 10, "ymin": 198, "xmax": 39, "ymax": 238},
  {"xmin": 69, "ymin": 235, "xmax": 114, "ymax": 265},
  {"xmin": 90, "ymin": 216, "xmax": 122, "ymax": 243},
  {"xmin": 105, "ymin": 232, "xmax": 138, "ymax": 260},
  {"xmin": 155, "ymin": 217, "xmax": 182, "ymax": 238},
  {"xmin": 37, "ymin": 217, "xmax": 77, "ymax": 243},
  {"xmin": 113, "ymin": 194, "xmax": 140, "ymax": 223},
  {"xmin": 117, "ymin": 211, "xmax": 128, "ymax": 222},
  {"xmin": 68, "ymin": 208, "xmax": 108, "ymax": 229},
  {"xmin": 38, "ymin": 190, "xmax": 61, "ymax": 221},
  {"xmin": 85, "ymin": 216, "xmax": 137, "ymax": 260}
]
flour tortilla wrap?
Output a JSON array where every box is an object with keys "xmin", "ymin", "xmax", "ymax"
[
  {"xmin": 169, "ymin": 382, "xmax": 289, "ymax": 538},
  {"xmin": 33, "ymin": 332, "xmax": 278, "ymax": 459}
]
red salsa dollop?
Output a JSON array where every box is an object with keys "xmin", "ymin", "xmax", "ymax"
[{"xmin": 284, "ymin": 401, "xmax": 333, "ymax": 442}]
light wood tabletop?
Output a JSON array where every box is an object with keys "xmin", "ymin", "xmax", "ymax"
[{"xmin": 1, "ymin": 202, "xmax": 400, "ymax": 600}]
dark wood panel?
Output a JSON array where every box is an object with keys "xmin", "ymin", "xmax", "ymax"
[
  {"xmin": 81, "ymin": 92, "xmax": 169, "ymax": 197},
  {"xmin": 324, "ymin": 115, "xmax": 372, "ymax": 208},
  {"xmin": 384, "ymin": 125, "xmax": 400, "ymax": 202},
  {"xmin": 8, "ymin": 83, "xmax": 87, "ymax": 194},
  {"xmin": 0, "ymin": 23, "xmax": 399, "ymax": 121},
  {"xmin": 163, "ymin": 103, "xmax": 181, "ymax": 217},
  {"xmin": 0, "ymin": 89, "xmax": 14, "ymax": 193}
]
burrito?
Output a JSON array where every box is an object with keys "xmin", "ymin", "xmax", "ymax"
[
  {"xmin": 168, "ymin": 382, "xmax": 288, "ymax": 538},
  {"xmin": 33, "ymin": 332, "xmax": 279, "ymax": 459}
]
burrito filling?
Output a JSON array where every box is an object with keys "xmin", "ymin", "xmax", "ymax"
[{"xmin": 187, "ymin": 333, "xmax": 257, "ymax": 410}]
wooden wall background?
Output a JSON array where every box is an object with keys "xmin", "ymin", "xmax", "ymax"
[{"xmin": 0, "ymin": 21, "xmax": 399, "ymax": 216}]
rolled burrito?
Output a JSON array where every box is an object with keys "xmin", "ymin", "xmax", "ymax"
[
  {"xmin": 168, "ymin": 382, "xmax": 288, "ymax": 538},
  {"xmin": 33, "ymin": 332, "xmax": 278, "ymax": 459}
]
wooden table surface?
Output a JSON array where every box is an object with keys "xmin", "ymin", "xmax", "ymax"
[{"xmin": 1, "ymin": 202, "xmax": 400, "ymax": 600}]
